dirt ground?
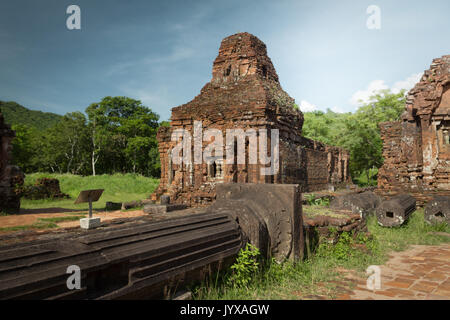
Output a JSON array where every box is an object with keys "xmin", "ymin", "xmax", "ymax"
[{"xmin": 0, "ymin": 208, "xmax": 147, "ymax": 231}]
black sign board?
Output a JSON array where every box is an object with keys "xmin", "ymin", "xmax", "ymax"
[{"xmin": 74, "ymin": 189, "xmax": 104, "ymax": 204}]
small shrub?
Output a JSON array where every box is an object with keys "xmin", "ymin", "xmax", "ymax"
[
  {"xmin": 227, "ymin": 243, "xmax": 260, "ymax": 288},
  {"xmin": 333, "ymin": 232, "xmax": 353, "ymax": 260},
  {"xmin": 305, "ymin": 194, "xmax": 330, "ymax": 206}
]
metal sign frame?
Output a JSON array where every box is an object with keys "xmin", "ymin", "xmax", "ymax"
[{"xmin": 74, "ymin": 189, "xmax": 104, "ymax": 218}]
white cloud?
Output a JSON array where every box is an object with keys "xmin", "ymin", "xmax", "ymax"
[
  {"xmin": 350, "ymin": 80, "xmax": 388, "ymax": 107},
  {"xmin": 299, "ymin": 100, "xmax": 318, "ymax": 112},
  {"xmin": 299, "ymin": 100, "xmax": 346, "ymax": 113},
  {"xmin": 350, "ymin": 73, "xmax": 423, "ymax": 107},
  {"xmin": 392, "ymin": 73, "xmax": 423, "ymax": 94}
]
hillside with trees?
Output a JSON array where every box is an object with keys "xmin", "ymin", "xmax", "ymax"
[{"xmin": 0, "ymin": 101, "xmax": 62, "ymax": 130}]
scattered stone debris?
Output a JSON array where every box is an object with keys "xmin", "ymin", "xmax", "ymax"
[
  {"xmin": 424, "ymin": 195, "xmax": 450, "ymax": 224},
  {"xmin": 303, "ymin": 207, "xmax": 367, "ymax": 246},
  {"xmin": 330, "ymin": 191, "xmax": 381, "ymax": 220},
  {"xmin": 106, "ymin": 199, "xmax": 154, "ymax": 211},
  {"xmin": 121, "ymin": 200, "xmax": 142, "ymax": 210},
  {"xmin": 376, "ymin": 194, "xmax": 416, "ymax": 227},
  {"xmin": 378, "ymin": 55, "xmax": 450, "ymax": 205}
]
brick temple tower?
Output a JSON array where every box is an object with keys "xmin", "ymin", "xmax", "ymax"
[
  {"xmin": 152, "ymin": 32, "xmax": 350, "ymax": 206},
  {"xmin": 378, "ymin": 55, "xmax": 450, "ymax": 204}
]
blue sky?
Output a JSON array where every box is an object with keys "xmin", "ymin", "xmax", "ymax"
[{"xmin": 1, "ymin": 0, "xmax": 449, "ymax": 120}]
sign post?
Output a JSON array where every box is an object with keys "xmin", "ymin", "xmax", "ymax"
[{"xmin": 74, "ymin": 189, "xmax": 104, "ymax": 229}]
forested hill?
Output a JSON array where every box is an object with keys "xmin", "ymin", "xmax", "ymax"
[{"xmin": 0, "ymin": 101, "xmax": 62, "ymax": 130}]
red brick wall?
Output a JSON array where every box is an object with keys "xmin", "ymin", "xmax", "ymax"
[{"xmin": 378, "ymin": 55, "xmax": 450, "ymax": 204}]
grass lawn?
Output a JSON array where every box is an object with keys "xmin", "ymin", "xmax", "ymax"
[
  {"xmin": 192, "ymin": 209, "xmax": 450, "ymax": 300},
  {"xmin": 21, "ymin": 173, "xmax": 160, "ymax": 210}
]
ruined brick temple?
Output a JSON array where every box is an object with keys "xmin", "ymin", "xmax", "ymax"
[
  {"xmin": 0, "ymin": 110, "xmax": 24, "ymax": 212},
  {"xmin": 378, "ymin": 55, "xmax": 450, "ymax": 204},
  {"xmin": 152, "ymin": 33, "xmax": 350, "ymax": 206}
]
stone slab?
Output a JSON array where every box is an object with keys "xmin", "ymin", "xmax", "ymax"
[
  {"xmin": 143, "ymin": 204, "xmax": 187, "ymax": 214},
  {"xmin": 80, "ymin": 217, "xmax": 101, "ymax": 229}
]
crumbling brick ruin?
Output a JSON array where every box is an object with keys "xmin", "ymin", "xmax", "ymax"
[
  {"xmin": 0, "ymin": 110, "xmax": 24, "ymax": 212},
  {"xmin": 378, "ymin": 55, "xmax": 450, "ymax": 204},
  {"xmin": 152, "ymin": 32, "xmax": 350, "ymax": 206}
]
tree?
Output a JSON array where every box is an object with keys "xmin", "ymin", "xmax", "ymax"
[
  {"xmin": 338, "ymin": 89, "xmax": 406, "ymax": 181},
  {"xmin": 86, "ymin": 96, "xmax": 160, "ymax": 176},
  {"xmin": 11, "ymin": 124, "xmax": 37, "ymax": 173},
  {"xmin": 302, "ymin": 109, "xmax": 350, "ymax": 145},
  {"xmin": 36, "ymin": 112, "xmax": 90, "ymax": 174}
]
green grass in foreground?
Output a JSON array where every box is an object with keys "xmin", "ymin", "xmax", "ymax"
[
  {"xmin": 192, "ymin": 209, "xmax": 449, "ymax": 300},
  {"xmin": 21, "ymin": 173, "xmax": 159, "ymax": 210}
]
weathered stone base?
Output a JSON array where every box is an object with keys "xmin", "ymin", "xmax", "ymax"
[
  {"xmin": 80, "ymin": 217, "xmax": 101, "ymax": 229},
  {"xmin": 376, "ymin": 194, "xmax": 416, "ymax": 227},
  {"xmin": 424, "ymin": 196, "xmax": 450, "ymax": 225}
]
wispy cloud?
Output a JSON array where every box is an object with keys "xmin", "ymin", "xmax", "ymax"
[
  {"xmin": 118, "ymin": 83, "xmax": 173, "ymax": 120},
  {"xmin": 391, "ymin": 73, "xmax": 423, "ymax": 94},
  {"xmin": 299, "ymin": 100, "xmax": 318, "ymax": 112},
  {"xmin": 350, "ymin": 80, "xmax": 388, "ymax": 107},
  {"xmin": 350, "ymin": 73, "xmax": 423, "ymax": 107},
  {"xmin": 299, "ymin": 100, "xmax": 345, "ymax": 114},
  {"xmin": 106, "ymin": 45, "xmax": 196, "ymax": 76}
]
